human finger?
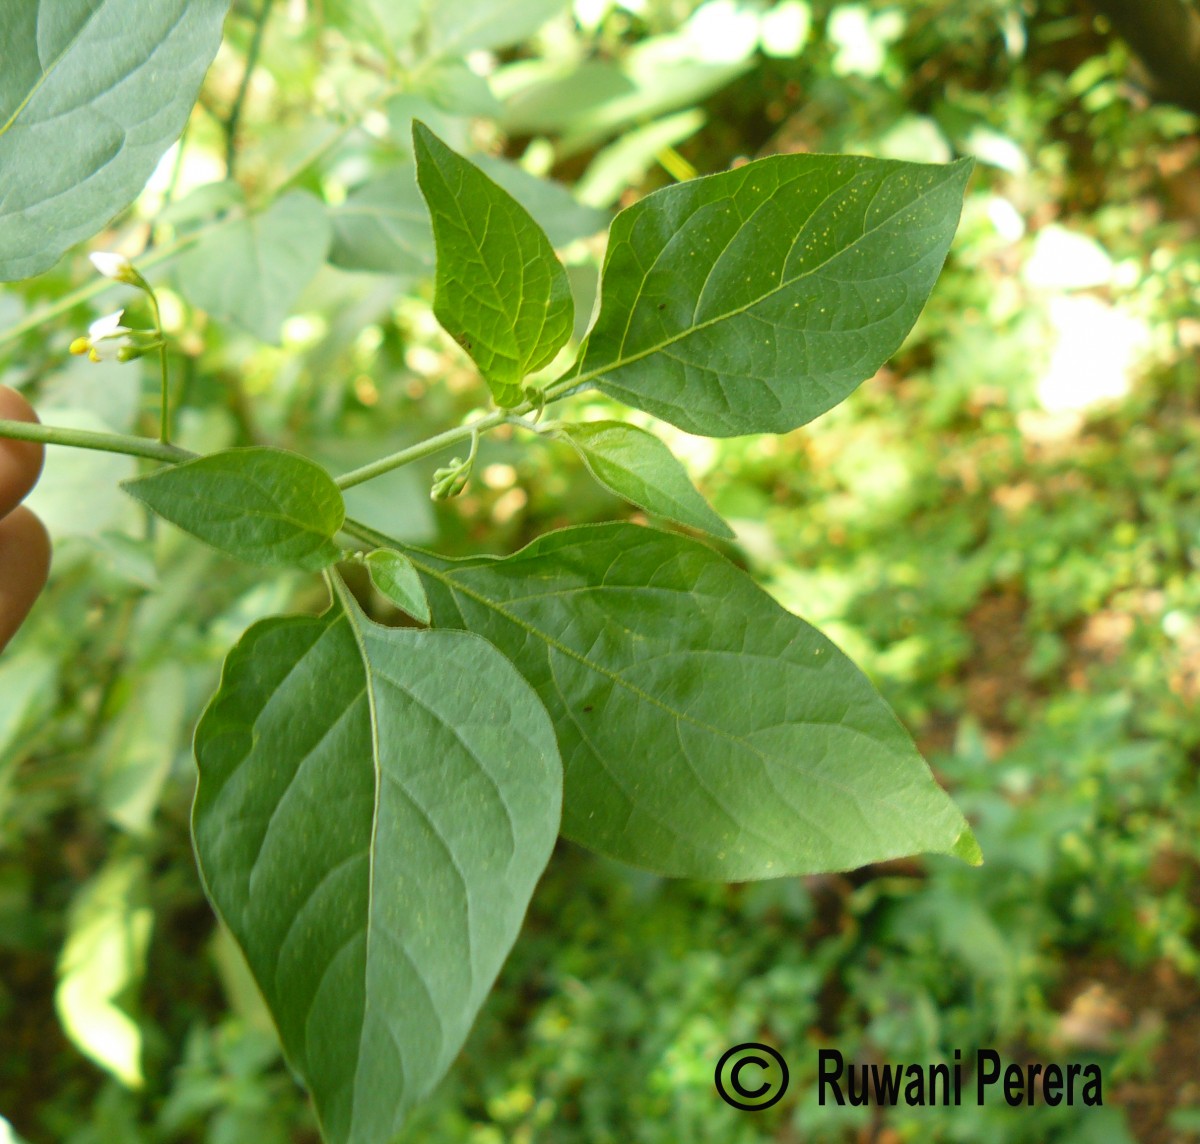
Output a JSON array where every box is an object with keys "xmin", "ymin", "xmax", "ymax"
[
  {"xmin": 0, "ymin": 387, "xmax": 44, "ymax": 519},
  {"xmin": 0, "ymin": 507, "xmax": 51, "ymax": 651}
]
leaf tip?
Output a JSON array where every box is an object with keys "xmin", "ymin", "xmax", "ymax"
[{"xmin": 950, "ymin": 826, "xmax": 983, "ymax": 867}]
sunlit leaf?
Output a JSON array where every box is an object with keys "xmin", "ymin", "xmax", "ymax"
[
  {"xmin": 572, "ymin": 153, "xmax": 971, "ymax": 435},
  {"xmin": 428, "ymin": 0, "xmax": 570, "ymax": 57},
  {"xmin": 55, "ymin": 856, "xmax": 153, "ymax": 1089},
  {"xmin": 413, "ymin": 122, "xmax": 574, "ymax": 407}
]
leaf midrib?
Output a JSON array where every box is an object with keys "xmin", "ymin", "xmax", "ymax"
[
  {"xmin": 403, "ymin": 549, "xmax": 904, "ymax": 817},
  {"xmin": 0, "ymin": 4, "xmax": 107, "ymax": 140},
  {"xmin": 572, "ymin": 164, "xmax": 961, "ymax": 390}
]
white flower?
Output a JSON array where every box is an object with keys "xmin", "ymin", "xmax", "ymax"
[
  {"xmin": 70, "ymin": 309, "xmax": 133, "ymax": 362},
  {"xmin": 89, "ymin": 251, "xmax": 135, "ymax": 282},
  {"xmin": 89, "ymin": 310, "xmax": 131, "ymax": 340}
]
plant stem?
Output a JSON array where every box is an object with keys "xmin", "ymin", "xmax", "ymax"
[
  {"xmin": 226, "ymin": 0, "xmax": 274, "ymax": 178},
  {"xmin": 0, "ymin": 419, "xmax": 194, "ymax": 465},
  {"xmin": 144, "ymin": 290, "xmax": 172, "ymax": 445},
  {"xmin": 333, "ymin": 413, "xmax": 505, "ymax": 490},
  {"xmin": 332, "ymin": 374, "xmax": 592, "ymax": 490},
  {"xmin": 0, "ymin": 370, "xmax": 597, "ymax": 491}
]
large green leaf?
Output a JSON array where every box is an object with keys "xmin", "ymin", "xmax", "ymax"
[
  {"xmin": 174, "ymin": 191, "xmax": 332, "ymax": 343},
  {"xmin": 400, "ymin": 522, "xmax": 978, "ymax": 879},
  {"xmin": 193, "ymin": 588, "xmax": 561, "ymax": 1144},
  {"xmin": 121, "ymin": 447, "xmax": 344, "ymax": 571},
  {"xmin": 413, "ymin": 122, "xmax": 574, "ymax": 408},
  {"xmin": 0, "ymin": 0, "xmax": 230, "ymax": 281},
  {"xmin": 556, "ymin": 421, "xmax": 734, "ymax": 539},
  {"xmin": 571, "ymin": 154, "xmax": 972, "ymax": 436}
]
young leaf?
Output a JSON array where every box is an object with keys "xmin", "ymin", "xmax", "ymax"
[
  {"xmin": 121, "ymin": 447, "xmax": 345, "ymax": 571},
  {"xmin": 571, "ymin": 154, "xmax": 972, "ymax": 436},
  {"xmin": 402, "ymin": 523, "xmax": 980, "ymax": 880},
  {"xmin": 413, "ymin": 122, "xmax": 574, "ymax": 407},
  {"xmin": 556, "ymin": 421, "xmax": 734, "ymax": 539},
  {"xmin": 365, "ymin": 548, "xmax": 431, "ymax": 623},
  {"xmin": 0, "ymin": 1, "xmax": 229, "ymax": 280},
  {"xmin": 174, "ymin": 191, "xmax": 332, "ymax": 343},
  {"xmin": 193, "ymin": 590, "xmax": 561, "ymax": 1144}
]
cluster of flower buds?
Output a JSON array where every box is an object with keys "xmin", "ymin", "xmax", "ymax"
[
  {"xmin": 69, "ymin": 253, "xmax": 162, "ymax": 364},
  {"xmin": 431, "ymin": 456, "xmax": 472, "ymax": 500}
]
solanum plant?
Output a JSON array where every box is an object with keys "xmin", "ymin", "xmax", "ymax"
[{"xmin": 0, "ymin": 8, "xmax": 979, "ymax": 1141}]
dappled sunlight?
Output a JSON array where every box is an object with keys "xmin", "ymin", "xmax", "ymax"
[{"xmin": 1034, "ymin": 295, "xmax": 1149, "ymax": 415}]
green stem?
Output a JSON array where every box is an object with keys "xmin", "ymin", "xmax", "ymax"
[
  {"xmin": 0, "ymin": 419, "xmax": 194, "ymax": 465},
  {"xmin": 334, "ymin": 411, "xmax": 505, "ymax": 490},
  {"xmin": 332, "ymin": 374, "xmax": 592, "ymax": 490},
  {"xmin": 144, "ymin": 290, "xmax": 171, "ymax": 445},
  {"xmin": 226, "ymin": 0, "xmax": 274, "ymax": 177},
  {"xmin": 0, "ymin": 370, "xmax": 597, "ymax": 495}
]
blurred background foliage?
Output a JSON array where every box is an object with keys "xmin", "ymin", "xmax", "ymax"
[{"xmin": 1, "ymin": 0, "xmax": 1199, "ymax": 1140}]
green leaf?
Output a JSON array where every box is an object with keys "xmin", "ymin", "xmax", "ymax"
[
  {"xmin": 576, "ymin": 109, "xmax": 707, "ymax": 210},
  {"xmin": 323, "ymin": 0, "xmax": 422, "ymax": 52},
  {"xmin": 97, "ymin": 662, "xmax": 188, "ymax": 835},
  {"xmin": 193, "ymin": 588, "xmax": 561, "ymax": 1144},
  {"xmin": 427, "ymin": 0, "xmax": 571, "ymax": 57},
  {"xmin": 56, "ymin": 856, "xmax": 153, "ymax": 1089},
  {"xmin": 174, "ymin": 191, "xmax": 332, "ymax": 343},
  {"xmin": 330, "ymin": 158, "xmax": 605, "ymax": 279},
  {"xmin": 366, "ymin": 548, "xmax": 431, "ymax": 623},
  {"xmin": 0, "ymin": 1, "xmax": 230, "ymax": 281},
  {"xmin": 472, "ymin": 156, "xmax": 610, "ymax": 247},
  {"xmin": 404, "ymin": 523, "xmax": 979, "ymax": 879},
  {"xmin": 496, "ymin": 44, "xmax": 747, "ymax": 154},
  {"xmin": 556, "ymin": 421, "xmax": 734, "ymax": 539},
  {"xmin": 328, "ymin": 167, "xmax": 434, "ymax": 277},
  {"xmin": 121, "ymin": 447, "xmax": 345, "ymax": 571},
  {"xmin": 413, "ymin": 122, "xmax": 574, "ymax": 407},
  {"xmin": 571, "ymin": 154, "xmax": 972, "ymax": 436}
]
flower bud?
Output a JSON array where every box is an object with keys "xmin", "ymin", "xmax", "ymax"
[
  {"xmin": 431, "ymin": 458, "xmax": 470, "ymax": 500},
  {"xmin": 88, "ymin": 251, "xmax": 150, "ymax": 290}
]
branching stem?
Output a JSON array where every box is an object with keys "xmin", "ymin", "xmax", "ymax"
[{"xmin": 0, "ymin": 371, "xmax": 597, "ymax": 490}]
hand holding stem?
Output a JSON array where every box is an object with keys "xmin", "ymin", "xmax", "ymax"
[{"xmin": 0, "ymin": 388, "xmax": 50, "ymax": 652}]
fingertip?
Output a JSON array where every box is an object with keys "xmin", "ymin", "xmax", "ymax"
[
  {"xmin": 0, "ymin": 387, "xmax": 45, "ymax": 518},
  {"xmin": 0, "ymin": 506, "xmax": 51, "ymax": 653}
]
